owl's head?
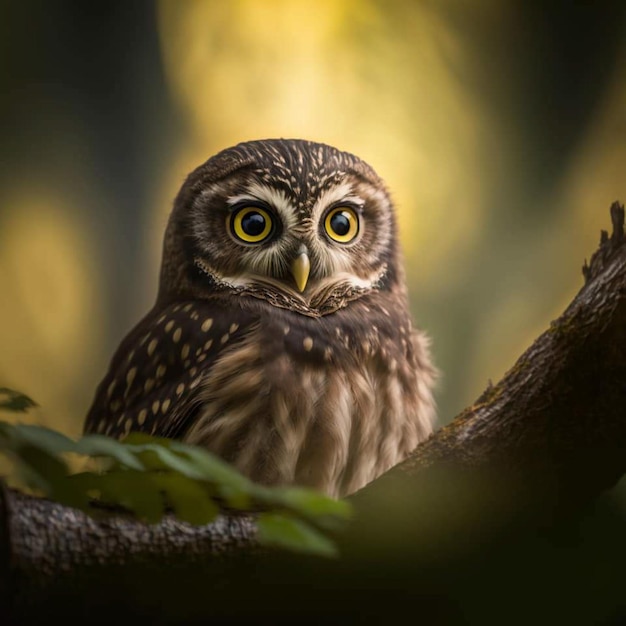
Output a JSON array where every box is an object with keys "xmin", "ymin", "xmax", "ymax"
[{"xmin": 159, "ymin": 139, "xmax": 404, "ymax": 316}]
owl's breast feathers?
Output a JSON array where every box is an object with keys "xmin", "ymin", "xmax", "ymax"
[{"xmin": 85, "ymin": 296, "xmax": 435, "ymax": 497}]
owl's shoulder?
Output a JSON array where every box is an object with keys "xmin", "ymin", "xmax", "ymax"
[
  {"xmin": 101, "ymin": 298, "xmax": 256, "ymax": 384},
  {"xmin": 84, "ymin": 298, "xmax": 259, "ymax": 436}
]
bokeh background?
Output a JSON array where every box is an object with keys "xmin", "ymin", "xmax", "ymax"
[
  {"xmin": 1, "ymin": 1, "xmax": 624, "ymax": 436},
  {"xmin": 1, "ymin": 2, "xmax": 626, "ymax": 621}
]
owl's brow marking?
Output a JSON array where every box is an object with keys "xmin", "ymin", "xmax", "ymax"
[
  {"xmin": 310, "ymin": 182, "xmax": 360, "ymax": 224},
  {"xmin": 226, "ymin": 186, "xmax": 291, "ymax": 210},
  {"xmin": 334, "ymin": 195, "xmax": 365, "ymax": 209},
  {"xmin": 226, "ymin": 182, "xmax": 298, "ymax": 232}
]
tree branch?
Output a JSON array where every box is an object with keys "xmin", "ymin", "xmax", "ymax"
[
  {"xmin": 393, "ymin": 200, "xmax": 626, "ymax": 508},
  {"xmin": 2, "ymin": 202, "xmax": 626, "ymax": 623}
]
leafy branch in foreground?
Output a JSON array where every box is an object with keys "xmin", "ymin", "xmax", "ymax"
[
  {"xmin": 0, "ymin": 388, "xmax": 37, "ymax": 412},
  {"xmin": 0, "ymin": 390, "xmax": 351, "ymax": 557}
]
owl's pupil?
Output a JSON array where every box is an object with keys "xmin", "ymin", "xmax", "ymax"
[
  {"xmin": 241, "ymin": 212, "xmax": 266, "ymax": 236},
  {"xmin": 330, "ymin": 212, "xmax": 350, "ymax": 236}
]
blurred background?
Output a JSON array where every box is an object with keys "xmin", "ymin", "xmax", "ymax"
[
  {"xmin": 0, "ymin": 1, "xmax": 624, "ymax": 436},
  {"xmin": 1, "ymin": 1, "xmax": 626, "ymax": 622}
]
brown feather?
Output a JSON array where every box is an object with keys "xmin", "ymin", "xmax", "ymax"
[{"xmin": 84, "ymin": 139, "xmax": 437, "ymax": 497}]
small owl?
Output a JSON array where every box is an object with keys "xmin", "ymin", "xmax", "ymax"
[{"xmin": 84, "ymin": 139, "xmax": 436, "ymax": 498}]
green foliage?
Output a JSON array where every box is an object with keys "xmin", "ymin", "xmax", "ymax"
[
  {"xmin": 0, "ymin": 388, "xmax": 37, "ymax": 412},
  {"xmin": 0, "ymin": 389, "xmax": 351, "ymax": 557},
  {"xmin": 257, "ymin": 512, "xmax": 339, "ymax": 557}
]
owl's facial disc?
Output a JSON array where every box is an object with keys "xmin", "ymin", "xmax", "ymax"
[
  {"xmin": 187, "ymin": 172, "xmax": 392, "ymax": 314},
  {"xmin": 220, "ymin": 189, "xmax": 368, "ymax": 296}
]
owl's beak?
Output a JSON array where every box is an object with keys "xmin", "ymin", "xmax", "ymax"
[{"xmin": 290, "ymin": 249, "xmax": 310, "ymax": 293}]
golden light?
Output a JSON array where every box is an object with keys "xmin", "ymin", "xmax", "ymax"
[
  {"xmin": 0, "ymin": 195, "xmax": 103, "ymax": 435},
  {"xmin": 0, "ymin": 3, "xmax": 623, "ymax": 436},
  {"xmin": 467, "ymin": 40, "xmax": 626, "ymax": 397},
  {"xmin": 156, "ymin": 0, "xmax": 490, "ymax": 285}
]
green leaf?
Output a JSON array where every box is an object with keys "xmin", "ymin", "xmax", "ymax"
[
  {"xmin": 8, "ymin": 444, "xmax": 69, "ymax": 493},
  {"xmin": 90, "ymin": 470, "xmax": 166, "ymax": 523},
  {"xmin": 265, "ymin": 486, "xmax": 352, "ymax": 531},
  {"xmin": 151, "ymin": 472, "xmax": 219, "ymax": 525},
  {"xmin": 8, "ymin": 423, "xmax": 77, "ymax": 455},
  {"xmin": 119, "ymin": 434, "xmax": 249, "ymax": 494},
  {"xmin": 127, "ymin": 444, "xmax": 208, "ymax": 480},
  {"xmin": 47, "ymin": 471, "xmax": 94, "ymax": 510},
  {"xmin": 168, "ymin": 442, "xmax": 253, "ymax": 508},
  {"xmin": 0, "ymin": 420, "xmax": 348, "ymax": 555},
  {"xmin": 257, "ymin": 512, "xmax": 338, "ymax": 558},
  {"xmin": 0, "ymin": 388, "xmax": 37, "ymax": 412},
  {"xmin": 75, "ymin": 435, "xmax": 145, "ymax": 470}
]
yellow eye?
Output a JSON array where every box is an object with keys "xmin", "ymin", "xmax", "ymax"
[
  {"xmin": 230, "ymin": 206, "xmax": 274, "ymax": 244},
  {"xmin": 324, "ymin": 207, "xmax": 359, "ymax": 243}
]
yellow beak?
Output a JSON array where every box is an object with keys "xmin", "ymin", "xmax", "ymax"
[{"xmin": 290, "ymin": 251, "xmax": 311, "ymax": 293}]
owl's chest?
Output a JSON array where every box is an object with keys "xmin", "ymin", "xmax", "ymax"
[{"xmin": 184, "ymin": 318, "xmax": 426, "ymax": 497}]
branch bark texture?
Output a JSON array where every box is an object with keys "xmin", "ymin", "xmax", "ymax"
[{"xmin": 395, "ymin": 201, "xmax": 626, "ymax": 507}]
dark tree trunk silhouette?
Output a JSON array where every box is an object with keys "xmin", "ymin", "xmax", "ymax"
[{"xmin": 2, "ymin": 203, "xmax": 626, "ymax": 624}]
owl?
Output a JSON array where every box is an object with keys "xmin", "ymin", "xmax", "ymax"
[{"xmin": 84, "ymin": 139, "xmax": 436, "ymax": 498}]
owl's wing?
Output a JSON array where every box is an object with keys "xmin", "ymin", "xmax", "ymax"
[{"xmin": 84, "ymin": 299, "xmax": 249, "ymax": 440}]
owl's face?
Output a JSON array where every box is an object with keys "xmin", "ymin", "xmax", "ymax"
[{"xmin": 159, "ymin": 140, "xmax": 402, "ymax": 315}]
